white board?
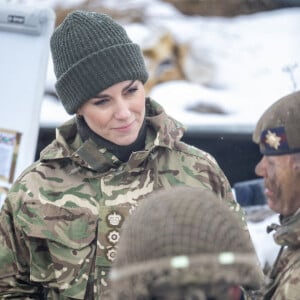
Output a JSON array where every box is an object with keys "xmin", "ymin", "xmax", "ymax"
[
  {"xmin": 0, "ymin": 4, "xmax": 55, "ymax": 190},
  {"xmin": 0, "ymin": 4, "xmax": 55, "ymax": 208}
]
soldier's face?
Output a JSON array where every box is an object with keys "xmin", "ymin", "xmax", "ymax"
[
  {"xmin": 255, "ymin": 154, "xmax": 300, "ymax": 217},
  {"xmin": 77, "ymin": 80, "xmax": 146, "ymax": 146}
]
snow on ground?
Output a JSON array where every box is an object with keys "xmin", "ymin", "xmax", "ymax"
[
  {"xmin": 246, "ymin": 208, "xmax": 282, "ymax": 269},
  {"xmin": 248, "ymin": 216, "xmax": 281, "ymax": 270},
  {"xmin": 39, "ymin": 3, "xmax": 300, "ymax": 135},
  {"xmin": 146, "ymin": 7, "xmax": 300, "ymax": 132}
]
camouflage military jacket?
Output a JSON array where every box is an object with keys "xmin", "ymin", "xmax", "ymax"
[
  {"xmin": 0, "ymin": 98, "xmax": 245, "ymax": 299},
  {"xmin": 263, "ymin": 212, "xmax": 300, "ymax": 300}
]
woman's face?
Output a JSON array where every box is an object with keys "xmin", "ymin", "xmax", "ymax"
[{"xmin": 77, "ymin": 80, "xmax": 146, "ymax": 146}]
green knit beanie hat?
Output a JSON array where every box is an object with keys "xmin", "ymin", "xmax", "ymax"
[{"xmin": 50, "ymin": 10, "xmax": 149, "ymax": 114}]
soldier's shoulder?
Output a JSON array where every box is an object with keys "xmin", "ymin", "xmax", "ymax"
[
  {"xmin": 174, "ymin": 140, "xmax": 219, "ymax": 166},
  {"xmin": 274, "ymin": 263, "xmax": 300, "ymax": 299}
]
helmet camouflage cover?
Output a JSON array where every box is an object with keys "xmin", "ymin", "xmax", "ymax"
[{"xmin": 109, "ymin": 186, "xmax": 263, "ymax": 299}]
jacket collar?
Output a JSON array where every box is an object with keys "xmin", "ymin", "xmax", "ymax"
[{"xmin": 272, "ymin": 211, "xmax": 300, "ymax": 248}]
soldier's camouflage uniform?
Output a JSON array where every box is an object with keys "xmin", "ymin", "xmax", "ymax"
[
  {"xmin": 0, "ymin": 99, "xmax": 246, "ymax": 299},
  {"xmin": 262, "ymin": 212, "xmax": 300, "ymax": 300}
]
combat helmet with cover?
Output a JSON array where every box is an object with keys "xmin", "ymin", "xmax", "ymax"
[{"xmin": 109, "ymin": 186, "xmax": 264, "ymax": 300}]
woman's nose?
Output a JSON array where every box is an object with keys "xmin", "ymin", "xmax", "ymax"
[{"xmin": 114, "ymin": 99, "xmax": 131, "ymax": 119}]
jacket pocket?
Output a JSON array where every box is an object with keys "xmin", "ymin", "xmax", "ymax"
[{"xmin": 19, "ymin": 200, "xmax": 98, "ymax": 299}]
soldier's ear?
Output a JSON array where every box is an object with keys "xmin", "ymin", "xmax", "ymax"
[{"xmin": 291, "ymin": 153, "xmax": 300, "ymax": 174}]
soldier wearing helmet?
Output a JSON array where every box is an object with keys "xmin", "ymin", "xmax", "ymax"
[{"xmin": 109, "ymin": 186, "xmax": 264, "ymax": 300}]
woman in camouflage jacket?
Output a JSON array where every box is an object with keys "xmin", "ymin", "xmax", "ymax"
[{"xmin": 0, "ymin": 10, "xmax": 254, "ymax": 299}]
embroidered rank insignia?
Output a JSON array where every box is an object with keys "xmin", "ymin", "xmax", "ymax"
[
  {"xmin": 106, "ymin": 211, "xmax": 123, "ymax": 228},
  {"xmin": 106, "ymin": 247, "xmax": 117, "ymax": 262},
  {"xmin": 107, "ymin": 230, "xmax": 120, "ymax": 244}
]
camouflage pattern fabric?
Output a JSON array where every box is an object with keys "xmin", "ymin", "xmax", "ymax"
[
  {"xmin": 0, "ymin": 98, "xmax": 246, "ymax": 299},
  {"xmin": 262, "ymin": 211, "xmax": 300, "ymax": 299}
]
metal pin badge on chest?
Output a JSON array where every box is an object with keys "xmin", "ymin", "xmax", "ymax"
[{"xmin": 260, "ymin": 126, "xmax": 290, "ymax": 155}]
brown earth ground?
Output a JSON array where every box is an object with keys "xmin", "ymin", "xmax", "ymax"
[
  {"xmin": 53, "ymin": 0, "xmax": 293, "ymax": 26},
  {"xmin": 162, "ymin": 0, "xmax": 286, "ymax": 16}
]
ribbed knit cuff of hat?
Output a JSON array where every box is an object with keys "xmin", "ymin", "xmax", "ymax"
[{"xmin": 56, "ymin": 44, "xmax": 148, "ymax": 114}]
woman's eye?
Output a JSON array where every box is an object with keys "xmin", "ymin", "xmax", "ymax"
[
  {"xmin": 127, "ymin": 86, "xmax": 138, "ymax": 94},
  {"xmin": 94, "ymin": 98, "xmax": 109, "ymax": 106}
]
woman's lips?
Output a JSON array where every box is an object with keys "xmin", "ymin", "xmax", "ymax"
[{"xmin": 113, "ymin": 120, "xmax": 135, "ymax": 132}]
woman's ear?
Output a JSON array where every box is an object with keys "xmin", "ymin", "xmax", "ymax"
[{"xmin": 76, "ymin": 107, "xmax": 83, "ymax": 119}]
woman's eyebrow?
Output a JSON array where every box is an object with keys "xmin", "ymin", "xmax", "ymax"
[
  {"xmin": 94, "ymin": 80, "xmax": 136, "ymax": 98},
  {"xmin": 123, "ymin": 80, "xmax": 135, "ymax": 91}
]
